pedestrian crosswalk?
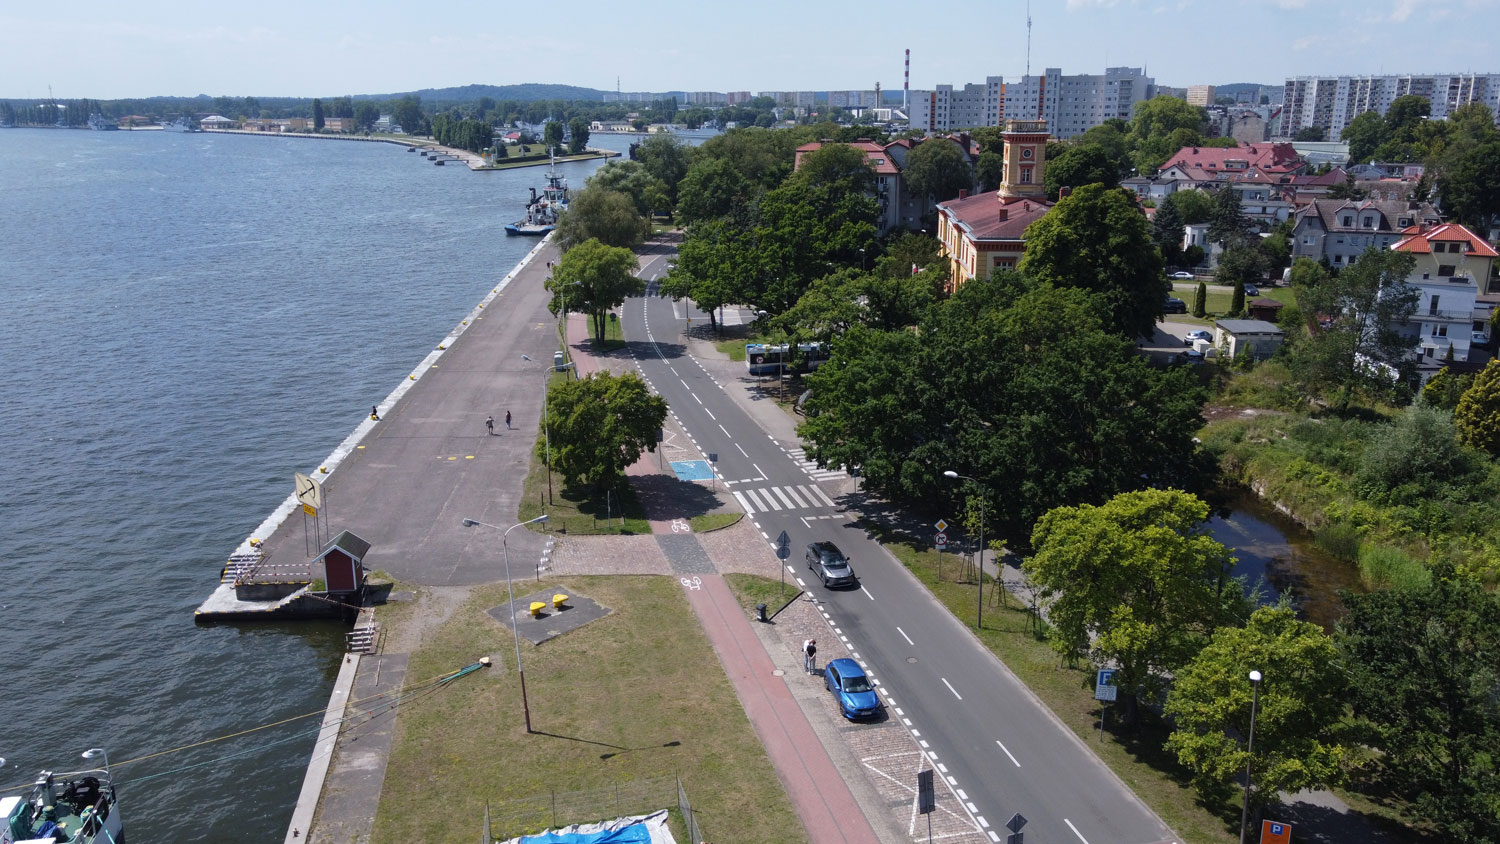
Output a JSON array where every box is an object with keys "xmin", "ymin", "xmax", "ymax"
[
  {"xmin": 787, "ymin": 448, "xmax": 849, "ymax": 482},
  {"xmin": 732, "ymin": 483, "xmax": 837, "ymax": 515}
]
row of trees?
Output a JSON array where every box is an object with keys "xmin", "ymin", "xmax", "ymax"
[{"xmin": 430, "ymin": 114, "xmax": 493, "ymax": 153}]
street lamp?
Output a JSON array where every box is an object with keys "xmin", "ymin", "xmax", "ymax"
[
  {"xmin": 81, "ymin": 748, "xmax": 109, "ymax": 777},
  {"xmin": 462, "ymin": 515, "xmax": 549, "ymax": 732},
  {"xmin": 942, "ymin": 470, "xmax": 985, "ymax": 630},
  {"xmin": 1239, "ymin": 669, "xmax": 1263, "ymax": 844}
]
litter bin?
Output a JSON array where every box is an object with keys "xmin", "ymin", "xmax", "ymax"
[
  {"xmin": 755, "ymin": 603, "xmax": 768, "ymax": 623},
  {"xmin": 553, "ymin": 351, "xmax": 565, "ymax": 371}
]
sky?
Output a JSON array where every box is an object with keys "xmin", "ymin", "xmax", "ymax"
[{"xmin": 3, "ymin": 0, "xmax": 1498, "ymax": 100}]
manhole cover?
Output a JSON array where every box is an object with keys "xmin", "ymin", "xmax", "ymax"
[
  {"xmin": 907, "ymin": 657, "xmax": 918, "ymax": 664},
  {"xmin": 772, "ymin": 669, "xmax": 785, "ymax": 677}
]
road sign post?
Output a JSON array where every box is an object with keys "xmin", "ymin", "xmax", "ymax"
[
  {"xmin": 917, "ymin": 769, "xmax": 935, "ymax": 844},
  {"xmin": 1006, "ymin": 812, "xmax": 1026, "ymax": 844},
  {"xmin": 776, "ymin": 530, "xmax": 791, "ymax": 595},
  {"xmin": 934, "ymin": 519, "xmax": 949, "ymax": 581},
  {"xmin": 1095, "ymin": 669, "xmax": 1118, "ymax": 741}
]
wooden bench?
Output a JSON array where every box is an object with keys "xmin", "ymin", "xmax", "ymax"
[{"xmin": 552, "ymin": 594, "xmax": 569, "ymax": 610}]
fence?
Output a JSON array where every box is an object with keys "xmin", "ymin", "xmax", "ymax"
[{"xmin": 480, "ymin": 774, "xmax": 701, "ymax": 842}]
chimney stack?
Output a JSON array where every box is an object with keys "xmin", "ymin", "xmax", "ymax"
[
  {"xmin": 1059, "ymin": 186, "xmax": 1072, "ymax": 198},
  {"xmin": 958, "ymin": 189, "xmax": 969, "ymax": 200}
]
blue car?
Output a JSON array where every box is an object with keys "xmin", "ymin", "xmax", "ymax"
[{"xmin": 823, "ymin": 658, "xmax": 880, "ymax": 720}]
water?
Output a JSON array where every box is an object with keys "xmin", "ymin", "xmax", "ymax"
[{"xmin": 0, "ymin": 127, "xmax": 631, "ymax": 842}]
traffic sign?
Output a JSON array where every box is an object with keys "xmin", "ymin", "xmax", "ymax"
[
  {"xmin": 1095, "ymin": 668, "xmax": 1118, "ymax": 701},
  {"xmin": 935, "ymin": 532, "xmax": 948, "ymax": 549},
  {"xmin": 934, "ymin": 519, "xmax": 948, "ymax": 532},
  {"xmin": 916, "ymin": 769, "xmax": 935, "ymax": 815},
  {"xmin": 294, "ymin": 472, "xmax": 323, "ymax": 510},
  {"xmin": 775, "ymin": 530, "xmax": 791, "ymax": 561},
  {"xmin": 1260, "ymin": 820, "xmax": 1292, "ymax": 844},
  {"xmin": 708, "ymin": 452, "xmax": 718, "ymax": 463},
  {"xmin": 1006, "ymin": 813, "xmax": 1027, "ymax": 833},
  {"xmin": 302, "ymin": 503, "xmax": 317, "ymax": 517}
]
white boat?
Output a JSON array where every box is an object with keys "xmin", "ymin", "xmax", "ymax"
[
  {"xmin": 0, "ymin": 764, "xmax": 123, "ymax": 844},
  {"xmin": 161, "ymin": 117, "xmax": 198, "ymax": 132},
  {"xmin": 87, "ymin": 114, "xmax": 117, "ymax": 131},
  {"xmin": 505, "ymin": 152, "xmax": 570, "ymax": 236}
]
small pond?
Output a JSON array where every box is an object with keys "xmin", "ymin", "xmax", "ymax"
[{"xmin": 1206, "ymin": 490, "xmax": 1365, "ymax": 630}]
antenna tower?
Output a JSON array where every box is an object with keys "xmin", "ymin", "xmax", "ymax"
[{"xmin": 1025, "ymin": 1, "xmax": 1032, "ymax": 77}]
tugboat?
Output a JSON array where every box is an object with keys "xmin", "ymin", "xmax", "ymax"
[
  {"xmin": 0, "ymin": 759, "xmax": 123, "ymax": 844},
  {"xmin": 504, "ymin": 153, "xmax": 570, "ymax": 236}
]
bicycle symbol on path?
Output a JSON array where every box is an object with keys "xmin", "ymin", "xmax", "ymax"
[
  {"xmin": 680, "ymin": 576, "xmax": 702, "ymax": 591},
  {"xmin": 670, "ymin": 519, "xmax": 692, "ymax": 534}
]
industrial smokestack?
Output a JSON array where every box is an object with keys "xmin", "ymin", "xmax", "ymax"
[{"xmin": 904, "ymin": 49, "xmax": 910, "ymax": 111}]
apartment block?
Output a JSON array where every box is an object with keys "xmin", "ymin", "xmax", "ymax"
[
  {"xmin": 1280, "ymin": 74, "xmax": 1500, "ymax": 138},
  {"xmin": 1186, "ymin": 85, "xmax": 1217, "ymax": 107}
]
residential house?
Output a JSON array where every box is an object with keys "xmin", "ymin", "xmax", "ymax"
[
  {"xmin": 1214, "ymin": 319, "xmax": 1285, "ymax": 361},
  {"xmin": 1391, "ymin": 223, "xmax": 1499, "ymax": 373},
  {"xmin": 936, "ymin": 120, "xmax": 1054, "ymax": 287},
  {"xmin": 1157, "ymin": 142, "xmax": 1305, "ymax": 181},
  {"xmin": 1290, "ymin": 198, "xmax": 1442, "ymax": 268},
  {"xmin": 795, "ymin": 135, "xmax": 976, "ymax": 236}
]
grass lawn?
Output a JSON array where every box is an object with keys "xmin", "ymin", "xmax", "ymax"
[
  {"xmin": 870, "ymin": 532, "xmax": 1247, "ymax": 844},
  {"xmin": 1169, "ymin": 284, "xmax": 1295, "ymax": 327},
  {"xmin": 724, "ymin": 573, "xmax": 804, "ymax": 617},
  {"xmin": 518, "ymin": 373, "xmax": 652, "ymax": 535},
  {"xmin": 574, "ymin": 312, "xmax": 627, "ymax": 352},
  {"xmin": 689, "ymin": 512, "xmax": 742, "ymax": 533},
  {"xmin": 371, "ymin": 576, "xmax": 804, "ymax": 844}
]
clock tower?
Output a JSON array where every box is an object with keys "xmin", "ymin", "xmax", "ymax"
[{"xmin": 999, "ymin": 119, "xmax": 1050, "ymax": 201}]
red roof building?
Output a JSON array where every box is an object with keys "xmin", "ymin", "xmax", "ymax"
[
  {"xmin": 1159, "ymin": 142, "xmax": 1304, "ymax": 177},
  {"xmin": 936, "ymin": 120, "xmax": 1053, "ymax": 288}
]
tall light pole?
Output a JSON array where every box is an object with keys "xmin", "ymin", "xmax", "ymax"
[
  {"xmin": 462, "ymin": 515, "xmax": 549, "ymax": 732},
  {"xmin": 1239, "ymin": 669, "xmax": 1263, "ymax": 844},
  {"xmin": 942, "ymin": 470, "xmax": 985, "ymax": 630}
]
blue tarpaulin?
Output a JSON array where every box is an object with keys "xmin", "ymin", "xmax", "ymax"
[{"xmin": 519, "ymin": 823, "xmax": 651, "ymax": 843}]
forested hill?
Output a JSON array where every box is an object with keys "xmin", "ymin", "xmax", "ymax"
[{"xmin": 367, "ymin": 83, "xmax": 609, "ymax": 103}]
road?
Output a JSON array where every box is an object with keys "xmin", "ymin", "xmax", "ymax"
[{"xmin": 621, "ymin": 244, "xmax": 1178, "ymax": 844}]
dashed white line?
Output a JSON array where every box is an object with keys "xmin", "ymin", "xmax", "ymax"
[
  {"xmin": 941, "ymin": 678, "xmax": 962, "ymax": 700},
  {"xmin": 995, "ymin": 740, "xmax": 1020, "ymax": 768},
  {"xmin": 735, "ymin": 443, "xmax": 748, "ymax": 457},
  {"xmin": 896, "ymin": 626, "xmax": 914, "ymax": 646},
  {"xmin": 692, "ymin": 393, "xmax": 702, "ymax": 405},
  {"xmin": 861, "ymin": 586, "xmax": 875, "ymax": 601},
  {"xmin": 705, "ymin": 409, "xmax": 715, "ymax": 420},
  {"xmin": 1064, "ymin": 819, "xmax": 1091, "ymax": 844},
  {"xmin": 751, "ymin": 462, "xmax": 765, "ymax": 477},
  {"xmin": 718, "ymin": 423, "xmax": 730, "ymax": 436}
]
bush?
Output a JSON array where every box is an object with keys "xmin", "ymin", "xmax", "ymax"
[
  {"xmin": 1357, "ymin": 544, "xmax": 1431, "ymax": 591},
  {"xmin": 1356, "ymin": 406, "xmax": 1475, "ymax": 503},
  {"xmin": 1315, "ymin": 522, "xmax": 1362, "ymax": 562}
]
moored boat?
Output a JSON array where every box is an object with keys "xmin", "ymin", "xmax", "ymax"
[
  {"xmin": 0, "ymin": 760, "xmax": 123, "ymax": 844},
  {"xmin": 504, "ymin": 152, "xmax": 569, "ymax": 236}
]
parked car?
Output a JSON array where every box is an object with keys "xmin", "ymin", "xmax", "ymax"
[
  {"xmin": 823, "ymin": 658, "xmax": 881, "ymax": 720},
  {"xmin": 805, "ymin": 541, "xmax": 856, "ymax": 588},
  {"xmin": 1163, "ymin": 297, "xmax": 1188, "ymax": 314},
  {"xmin": 1178, "ymin": 348, "xmax": 1205, "ymax": 364},
  {"xmin": 1169, "ymin": 271, "xmax": 1195, "ymax": 280},
  {"xmin": 1244, "ymin": 283, "xmax": 1260, "ymax": 296},
  {"xmin": 1474, "ymin": 330, "xmax": 1491, "ymax": 346},
  {"xmin": 1184, "ymin": 329, "xmax": 1212, "ymax": 346}
]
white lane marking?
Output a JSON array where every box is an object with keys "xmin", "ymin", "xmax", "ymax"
[
  {"xmin": 942, "ymin": 678, "xmax": 963, "ymax": 700},
  {"xmin": 705, "ymin": 409, "xmax": 715, "ymax": 420},
  {"xmin": 732, "ymin": 491, "xmax": 754, "ymax": 514},
  {"xmin": 978, "ymin": 816, "xmax": 989, "ymax": 829},
  {"xmin": 770, "ymin": 486, "xmax": 797, "ymax": 509},
  {"xmin": 795, "ymin": 485, "xmax": 823, "ymax": 508},
  {"xmin": 782, "ymin": 485, "xmax": 809, "ymax": 508},
  {"xmin": 679, "ymin": 379, "xmax": 689, "ymax": 389},
  {"xmin": 751, "ymin": 462, "xmax": 765, "ymax": 477},
  {"xmin": 692, "ymin": 393, "xmax": 703, "ymax": 405},
  {"xmin": 795, "ymin": 578, "xmax": 806, "ymax": 587},
  {"xmin": 896, "ymin": 626, "xmax": 914, "ymax": 646},
  {"xmin": 861, "ymin": 585, "xmax": 874, "ymax": 600},
  {"xmin": 735, "ymin": 443, "xmax": 748, "ymax": 457},
  {"xmin": 988, "ymin": 832, "xmax": 1000, "ymax": 843},
  {"xmin": 1065, "ymin": 819, "xmax": 1090, "ymax": 844},
  {"xmin": 718, "ymin": 423, "xmax": 730, "ymax": 436},
  {"xmin": 995, "ymin": 740, "xmax": 1020, "ymax": 768},
  {"xmin": 965, "ymin": 801, "xmax": 976, "ymax": 811},
  {"xmin": 807, "ymin": 485, "xmax": 837, "ymax": 507},
  {"xmin": 746, "ymin": 488, "xmax": 778, "ymax": 511}
]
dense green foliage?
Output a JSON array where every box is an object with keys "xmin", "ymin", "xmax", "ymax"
[
  {"xmin": 902, "ymin": 138, "xmax": 974, "ymax": 206},
  {"xmin": 1165, "ymin": 607, "xmax": 1348, "ymax": 806},
  {"xmin": 541, "ymin": 371, "xmax": 668, "ymax": 490},
  {"xmin": 1027, "ymin": 490, "xmax": 1245, "ymax": 721},
  {"xmin": 1456, "ymin": 359, "xmax": 1500, "ymax": 456},
  {"xmin": 1043, "ymin": 144, "xmax": 1120, "ymax": 199},
  {"xmin": 547, "ymin": 238, "xmax": 645, "ymax": 342},
  {"xmin": 555, "ymin": 186, "xmax": 651, "ymax": 252},
  {"xmin": 567, "ymin": 116, "xmax": 590, "ymax": 154},
  {"xmin": 430, "ymin": 114, "xmax": 493, "ymax": 153}
]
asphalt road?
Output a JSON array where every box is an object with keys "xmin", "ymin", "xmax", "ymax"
[{"xmin": 622, "ymin": 246, "xmax": 1178, "ymax": 844}]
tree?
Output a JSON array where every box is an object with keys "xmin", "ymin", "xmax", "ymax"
[
  {"xmin": 544, "ymin": 120, "xmax": 565, "ymax": 152},
  {"xmin": 1216, "ymin": 240, "xmax": 1267, "ymax": 314},
  {"xmin": 903, "ymin": 138, "xmax": 974, "ymax": 207},
  {"xmin": 1455, "ymin": 359, "xmax": 1500, "ymax": 456},
  {"xmin": 1420, "ymin": 366, "xmax": 1474, "ymax": 411},
  {"xmin": 1337, "ymin": 568, "xmax": 1500, "ymax": 841},
  {"xmin": 311, "ymin": 98, "xmax": 325, "ymax": 131},
  {"xmin": 1293, "ymin": 126, "xmax": 1326, "ymax": 142},
  {"xmin": 587, "ymin": 161, "xmax": 670, "ymax": 219},
  {"xmin": 555, "ymin": 186, "xmax": 651, "ymax": 252},
  {"xmin": 675, "ymin": 157, "xmax": 755, "ymax": 226},
  {"xmin": 634, "ymin": 133, "xmax": 693, "ymax": 204},
  {"xmin": 1289, "ymin": 248, "xmax": 1419, "ymax": 409},
  {"xmin": 1207, "ymin": 187, "xmax": 1250, "ymax": 246},
  {"xmin": 976, "ymin": 151, "xmax": 1004, "ymax": 192},
  {"xmin": 547, "ymin": 238, "xmax": 645, "ymax": 343},
  {"xmin": 354, "ymin": 101, "xmax": 380, "ymax": 132},
  {"xmin": 1192, "ymin": 282, "xmax": 1207, "ymax": 318},
  {"xmin": 1127, "ymin": 96, "xmax": 1208, "ymax": 174},
  {"xmin": 1026, "ymin": 489, "xmax": 1243, "ymax": 723},
  {"xmin": 1151, "ymin": 193, "xmax": 1185, "ymax": 265},
  {"xmin": 1044, "ymin": 144, "xmax": 1120, "ymax": 199},
  {"xmin": 1341, "ymin": 111, "xmax": 1386, "ymax": 163},
  {"xmin": 390, "ymin": 96, "xmax": 424, "ymax": 135},
  {"xmin": 1165, "ymin": 607, "xmax": 1349, "ymax": 810},
  {"xmin": 1170, "ymin": 189, "xmax": 1214, "ymax": 225},
  {"xmin": 542, "ymin": 371, "xmax": 668, "ymax": 490},
  {"xmin": 1436, "ymin": 140, "xmax": 1500, "ymax": 229},
  {"xmin": 1357, "ymin": 405, "xmax": 1479, "ymax": 504},
  {"xmin": 659, "ymin": 216, "xmax": 757, "ymax": 333},
  {"xmin": 567, "ymin": 116, "xmax": 590, "ymax": 154},
  {"xmin": 1018, "ymin": 183, "xmax": 1167, "ymax": 339}
]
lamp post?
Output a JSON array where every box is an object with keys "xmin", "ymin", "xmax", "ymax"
[
  {"xmin": 1239, "ymin": 669, "xmax": 1263, "ymax": 844},
  {"xmin": 81, "ymin": 747, "xmax": 109, "ymax": 778},
  {"xmin": 942, "ymin": 470, "xmax": 985, "ymax": 630},
  {"xmin": 462, "ymin": 515, "xmax": 549, "ymax": 733}
]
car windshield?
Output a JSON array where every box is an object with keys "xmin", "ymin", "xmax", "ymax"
[
  {"xmin": 841, "ymin": 676, "xmax": 872, "ymax": 693},
  {"xmin": 821, "ymin": 556, "xmax": 847, "ymax": 569}
]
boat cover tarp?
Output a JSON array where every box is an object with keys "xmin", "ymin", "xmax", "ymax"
[{"xmin": 502, "ymin": 809, "xmax": 674, "ymax": 844}]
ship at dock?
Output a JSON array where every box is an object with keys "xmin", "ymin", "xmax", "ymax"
[
  {"xmin": 504, "ymin": 153, "xmax": 569, "ymax": 236},
  {"xmin": 1, "ymin": 761, "xmax": 123, "ymax": 844}
]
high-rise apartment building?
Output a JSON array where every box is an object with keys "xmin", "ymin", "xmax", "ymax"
[
  {"xmin": 912, "ymin": 68, "xmax": 1154, "ymax": 137},
  {"xmin": 1280, "ymin": 74, "xmax": 1500, "ymax": 138},
  {"xmin": 1186, "ymin": 85, "xmax": 1216, "ymax": 107}
]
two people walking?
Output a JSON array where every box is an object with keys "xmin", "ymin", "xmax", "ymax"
[{"xmin": 485, "ymin": 411, "xmax": 512, "ymax": 435}]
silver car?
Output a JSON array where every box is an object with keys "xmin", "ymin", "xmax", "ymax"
[{"xmin": 806, "ymin": 541, "xmax": 856, "ymax": 588}]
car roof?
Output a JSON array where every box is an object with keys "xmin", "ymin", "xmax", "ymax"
[
  {"xmin": 810, "ymin": 541, "xmax": 841, "ymax": 553},
  {"xmin": 828, "ymin": 657, "xmax": 863, "ymax": 675}
]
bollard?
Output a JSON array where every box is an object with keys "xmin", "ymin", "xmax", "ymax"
[{"xmin": 756, "ymin": 603, "xmax": 768, "ymax": 623}]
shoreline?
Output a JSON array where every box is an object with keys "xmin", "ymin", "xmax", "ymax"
[{"xmin": 202, "ymin": 129, "xmax": 620, "ymax": 169}]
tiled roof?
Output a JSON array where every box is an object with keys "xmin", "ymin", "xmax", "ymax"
[
  {"xmin": 1392, "ymin": 223, "xmax": 1499, "ymax": 258},
  {"xmin": 795, "ymin": 141, "xmax": 901, "ymax": 174},
  {"xmin": 1295, "ymin": 198, "xmax": 1440, "ymax": 233},
  {"xmin": 1161, "ymin": 142, "xmax": 1303, "ymax": 175},
  {"xmin": 937, "ymin": 192, "xmax": 1053, "ymax": 241}
]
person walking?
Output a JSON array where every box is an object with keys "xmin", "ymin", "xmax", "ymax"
[
  {"xmin": 485, "ymin": 415, "xmax": 494, "ymax": 435},
  {"xmin": 505, "ymin": 410, "xmax": 512, "ymax": 429},
  {"xmin": 803, "ymin": 639, "xmax": 817, "ymax": 674},
  {"xmin": 370, "ymin": 405, "xmax": 379, "ymax": 421}
]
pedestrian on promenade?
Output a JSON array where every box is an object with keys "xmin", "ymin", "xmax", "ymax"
[
  {"xmin": 486, "ymin": 415, "xmax": 494, "ymax": 435},
  {"xmin": 370, "ymin": 405, "xmax": 379, "ymax": 421},
  {"xmin": 505, "ymin": 410, "xmax": 512, "ymax": 429},
  {"xmin": 803, "ymin": 639, "xmax": 817, "ymax": 674}
]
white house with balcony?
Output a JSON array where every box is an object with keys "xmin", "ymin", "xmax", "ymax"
[{"xmin": 1390, "ymin": 223, "xmax": 1499, "ymax": 377}]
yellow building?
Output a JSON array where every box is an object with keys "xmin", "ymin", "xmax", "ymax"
[{"xmin": 936, "ymin": 120, "xmax": 1053, "ymax": 288}]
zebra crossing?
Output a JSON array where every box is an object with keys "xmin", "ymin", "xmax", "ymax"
[
  {"xmin": 787, "ymin": 448, "xmax": 849, "ymax": 482},
  {"xmin": 732, "ymin": 483, "xmax": 837, "ymax": 515}
]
